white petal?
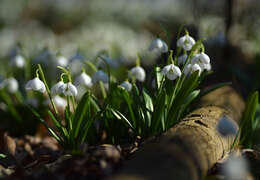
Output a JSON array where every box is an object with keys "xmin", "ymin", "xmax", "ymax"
[
  {"xmin": 199, "ymin": 53, "xmax": 210, "ymax": 64},
  {"xmin": 51, "ymin": 81, "xmax": 65, "ymax": 95},
  {"xmin": 120, "ymin": 81, "xmax": 132, "ymax": 91},
  {"xmin": 68, "ymin": 82, "xmax": 78, "ymax": 96},
  {"xmin": 177, "ymin": 36, "xmax": 185, "ymax": 47},
  {"xmin": 172, "ymin": 66, "xmax": 182, "ymax": 77},
  {"xmin": 25, "ymin": 77, "xmax": 46, "ymax": 93},
  {"xmin": 166, "ymin": 72, "xmax": 178, "ymax": 80},
  {"xmin": 75, "ymin": 72, "xmax": 92, "ymax": 87},
  {"xmin": 130, "ymin": 66, "xmax": 146, "ymax": 82},
  {"xmin": 161, "ymin": 64, "xmax": 171, "ymax": 75}
]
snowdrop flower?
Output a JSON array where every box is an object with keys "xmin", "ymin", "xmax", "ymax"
[
  {"xmin": 129, "ymin": 66, "xmax": 146, "ymax": 82},
  {"xmin": 222, "ymin": 155, "xmax": 249, "ymax": 180},
  {"xmin": 1, "ymin": 77, "xmax": 19, "ymax": 93},
  {"xmin": 177, "ymin": 54, "xmax": 188, "ymax": 66},
  {"xmin": 177, "ymin": 34, "xmax": 195, "ymax": 51},
  {"xmin": 25, "ymin": 77, "xmax": 46, "ymax": 93},
  {"xmin": 217, "ymin": 115, "xmax": 238, "ymax": 136},
  {"xmin": 56, "ymin": 56, "xmax": 68, "ymax": 67},
  {"xmin": 161, "ymin": 64, "xmax": 182, "ymax": 80},
  {"xmin": 149, "ymin": 38, "xmax": 168, "ymax": 53},
  {"xmin": 120, "ymin": 81, "xmax": 132, "ymax": 91},
  {"xmin": 92, "ymin": 70, "xmax": 109, "ymax": 84},
  {"xmin": 60, "ymin": 82, "xmax": 78, "ymax": 97},
  {"xmin": 184, "ymin": 63, "xmax": 202, "ymax": 76},
  {"xmin": 11, "ymin": 55, "xmax": 25, "ymax": 68},
  {"xmin": 74, "ymin": 72, "xmax": 93, "ymax": 88},
  {"xmin": 192, "ymin": 52, "xmax": 210, "ymax": 65},
  {"xmin": 51, "ymin": 81, "xmax": 65, "ymax": 95}
]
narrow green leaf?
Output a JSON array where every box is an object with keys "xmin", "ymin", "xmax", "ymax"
[{"xmin": 109, "ymin": 108, "xmax": 134, "ymax": 130}]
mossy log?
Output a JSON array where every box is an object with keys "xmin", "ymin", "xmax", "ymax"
[{"xmin": 109, "ymin": 86, "xmax": 245, "ymax": 180}]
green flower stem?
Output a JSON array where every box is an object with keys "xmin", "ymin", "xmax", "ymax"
[
  {"xmin": 67, "ymin": 96, "xmax": 73, "ymax": 131},
  {"xmin": 37, "ymin": 64, "xmax": 59, "ymax": 116},
  {"xmin": 71, "ymin": 96, "xmax": 76, "ymax": 112},
  {"xmin": 99, "ymin": 81, "xmax": 107, "ymax": 99}
]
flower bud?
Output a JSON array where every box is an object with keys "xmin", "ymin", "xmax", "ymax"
[
  {"xmin": 129, "ymin": 66, "xmax": 146, "ymax": 82},
  {"xmin": 25, "ymin": 77, "xmax": 46, "ymax": 93},
  {"xmin": 120, "ymin": 81, "xmax": 132, "ymax": 91},
  {"xmin": 161, "ymin": 64, "xmax": 181, "ymax": 80},
  {"xmin": 74, "ymin": 72, "xmax": 93, "ymax": 88},
  {"xmin": 149, "ymin": 38, "xmax": 168, "ymax": 53}
]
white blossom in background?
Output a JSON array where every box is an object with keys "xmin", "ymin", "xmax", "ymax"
[
  {"xmin": 129, "ymin": 66, "xmax": 146, "ymax": 82},
  {"xmin": 25, "ymin": 77, "xmax": 46, "ymax": 93},
  {"xmin": 45, "ymin": 96, "xmax": 67, "ymax": 109},
  {"xmin": 1, "ymin": 77, "xmax": 19, "ymax": 93},
  {"xmin": 51, "ymin": 81, "xmax": 65, "ymax": 95},
  {"xmin": 217, "ymin": 115, "xmax": 238, "ymax": 136},
  {"xmin": 149, "ymin": 38, "xmax": 168, "ymax": 53},
  {"xmin": 120, "ymin": 81, "xmax": 132, "ymax": 91},
  {"xmin": 10, "ymin": 55, "xmax": 25, "ymax": 68},
  {"xmin": 0, "ymin": 102, "xmax": 7, "ymax": 111},
  {"xmin": 161, "ymin": 64, "xmax": 182, "ymax": 80},
  {"xmin": 56, "ymin": 56, "xmax": 68, "ymax": 67},
  {"xmin": 222, "ymin": 155, "xmax": 249, "ymax": 180},
  {"xmin": 59, "ymin": 82, "xmax": 78, "ymax": 97},
  {"xmin": 183, "ymin": 63, "xmax": 202, "ymax": 76},
  {"xmin": 69, "ymin": 53, "xmax": 85, "ymax": 75},
  {"xmin": 92, "ymin": 70, "xmax": 109, "ymax": 84},
  {"xmin": 177, "ymin": 54, "xmax": 188, "ymax": 66},
  {"xmin": 177, "ymin": 34, "xmax": 195, "ymax": 51},
  {"xmin": 74, "ymin": 72, "xmax": 93, "ymax": 88}
]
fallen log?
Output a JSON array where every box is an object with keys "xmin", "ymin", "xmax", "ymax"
[{"xmin": 109, "ymin": 86, "xmax": 245, "ymax": 180}]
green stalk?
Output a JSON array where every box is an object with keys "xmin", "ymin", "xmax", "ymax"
[
  {"xmin": 99, "ymin": 81, "xmax": 107, "ymax": 99},
  {"xmin": 37, "ymin": 64, "xmax": 58, "ymax": 116}
]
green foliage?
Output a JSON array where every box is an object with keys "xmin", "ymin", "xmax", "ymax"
[{"xmin": 239, "ymin": 91, "xmax": 259, "ymax": 148}]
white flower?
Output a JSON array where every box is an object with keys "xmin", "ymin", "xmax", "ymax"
[
  {"xmin": 217, "ymin": 115, "xmax": 238, "ymax": 136},
  {"xmin": 177, "ymin": 54, "xmax": 188, "ymax": 66},
  {"xmin": 60, "ymin": 82, "xmax": 78, "ymax": 97},
  {"xmin": 190, "ymin": 53, "xmax": 211, "ymax": 72},
  {"xmin": 183, "ymin": 63, "xmax": 202, "ymax": 76},
  {"xmin": 149, "ymin": 38, "xmax": 168, "ymax": 53},
  {"xmin": 193, "ymin": 52, "xmax": 210, "ymax": 64},
  {"xmin": 45, "ymin": 96, "xmax": 67, "ymax": 108},
  {"xmin": 1, "ymin": 77, "xmax": 19, "ymax": 93},
  {"xmin": 25, "ymin": 77, "xmax": 46, "ymax": 93},
  {"xmin": 120, "ymin": 81, "xmax": 132, "ymax": 91},
  {"xmin": 129, "ymin": 66, "xmax": 146, "ymax": 82},
  {"xmin": 11, "ymin": 55, "xmax": 25, "ymax": 68},
  {"xmin": 74, "ymin": 72, "xmax": 93, "ymax": 88},
  {"xmin": 51, "ymin": 81, "xmax": 65, "ymax": 95},
  {"xmin": 177, "ymin": 34, "xmax": 195, "ymax": 51},
  {"xmin": 92, "ymin": 70, "xmax": 109, "ymax": 84},
  {"xmin": 56, "ymin": 56, "xmax": 68, "ymax": 67},
  {"xmin": 222, "ymin": 155, "xmax": 249, "ymax": 180},
  {"xmin": 161, "ymin": 64, "xmax": 181, "ymax": 80}
]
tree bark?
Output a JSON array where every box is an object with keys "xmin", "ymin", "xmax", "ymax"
[{"xmin": 108, "ymin": 86, "xmax": 245, "ymax": 180}]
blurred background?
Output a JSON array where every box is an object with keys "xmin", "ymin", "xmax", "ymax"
[{"xmin": 0, "ymin": 0, "xmax": 260, "ymax": 94}]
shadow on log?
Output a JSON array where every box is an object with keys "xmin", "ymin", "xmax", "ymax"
[{"xmin": 108, "ymin": 86, "xmax": 245, "ymax": 180}]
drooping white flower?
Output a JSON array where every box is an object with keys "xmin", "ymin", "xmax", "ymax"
[
  {"xmin": 183, "ymin": 63, "xmax": 202, "ymax": 76},
  {"xmin": 60, "ymin": 82, "xmax": 78, "ymax": 97},
  {"xmin": 51, "ymin": 81, "xmax": 65, "ymax": 95},
  {"xmin": 177, "ymin": 54, "xmax": 188, "ymax": 66},
  {"xmin": 191, "ymin": 53, "xmax": 211, "ymax": 71},
  {"xmin": 193, "ymin": 52, "xmax": 210, "ymax": 64},
  {"xmin": 92, "ymin": 70, "xmax": 109, "ymax": 84},
  {"xmin": 217, "ymin": 115, "xmax": 238, "ymax": 136},
  {"xmin": 222, "ymin": 155, "xmax": 249, "ymax": 180},
  {"xmin": 56, "ymin": 56, "xmax": 68, "ymax": 67},
  {"xmin": 11, "ymin": 55, "xmax": 25, "ymax": 68},
  {"xmin": 149, "ymin": 38, "xmax": 168, "ymax": 53},
  {"xmin": 161, "ymin": 64, "xmax": 182, "ymax": 80},
  {"xmin": 74, "ymin": 72, "xmax": 93, "ymax": 88},
  {"xmin": 1, "ymin": 77, "xmax": 19, "ymax": 93},
  {"xmin": 177, "ymin": 34, "xmax": 195, "ymax": 51},
  {"xmin": 129, "ymin": 66, "xmax": 146, "ymax": 82},
  {"xmin": 120, "ymin": 81, "xmax": 132, "ymax": 91},
  {"xmin": 25, "ymin": 77, "xmax": 46, "ymax": 93}
]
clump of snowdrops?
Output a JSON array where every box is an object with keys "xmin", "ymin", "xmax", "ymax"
[{"xmin": 24, "ymin": 29, "xmax": 225, "ymax": 151}]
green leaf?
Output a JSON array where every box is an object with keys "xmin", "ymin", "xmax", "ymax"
[
  {"xmin": 28, "ymin": 106, "xmax": 62, "ymax": 143},
  {"xmin": 109, "ymin": 108, "xmax": 134, "ymax": 130},
  {"xmin": 72, "ymin": 92, "xmax": 91, "ymax": 138},
  {"xmin": 240, "ymin": 91, "xmax": 259, "ymax": 147},
  {"xmin": 0, "ymin": 154, "xmax": 6, "ymax": 159},
  {"xmin": 154, "ymin": 66, "xmax": 163, "ymax": 90}
]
